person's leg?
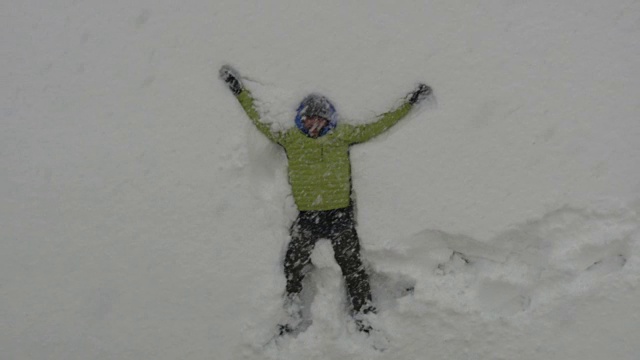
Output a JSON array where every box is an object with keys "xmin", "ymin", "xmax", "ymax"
[
  {"xmin": 283, "ymin": 212, "xmax": 318, "ymax": 299},
  {"xmin": 329, "ymin": 208, "xmax": 375, "ymax": 316},
  {"xmin": 280, "ymin": 212, "xmax": 319, "ymax": 334}
]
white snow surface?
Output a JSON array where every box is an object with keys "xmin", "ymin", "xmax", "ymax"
[{"xmin": 2, "ymin": 0, "xmax": 640, "ymax": 359}]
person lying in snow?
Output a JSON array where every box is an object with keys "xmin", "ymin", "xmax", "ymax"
[{"xmin": 219, "ymin": 65, "xmax": 431, "ymax": 335}]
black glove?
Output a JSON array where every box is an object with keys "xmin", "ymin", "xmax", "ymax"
[
  {"xmin": 219, "ymin": 65, "xmax": 244, "ymax": 95},
  {"xmin": 407, "ymin": 83, "xmax": 432, "ymax": 105}
]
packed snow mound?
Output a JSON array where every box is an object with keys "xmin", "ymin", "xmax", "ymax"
[
  {"xmin": 378, "ymin": 206, "xmax": 636, "ymax": 313},
  {"xmin": 242, "ymin": 205, "xmax": 640, "ymax": 359}
]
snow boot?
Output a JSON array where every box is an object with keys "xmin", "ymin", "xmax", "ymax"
[{"xmin": 276, "ymin": 294, "xmax": 310, "ymax": 337}]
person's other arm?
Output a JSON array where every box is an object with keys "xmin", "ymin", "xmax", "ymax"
[
  {"xmin": 219, "ymin": 65, "xmax": 284, "ymax": 144},
  {"xmin": 344, "ymin": 84, "xmax": 432, "ymax": 144}
]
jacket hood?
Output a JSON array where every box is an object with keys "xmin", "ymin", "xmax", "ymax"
[{"xmin": 295, "ymin": 94, "xmax": 338, "ymax": 137}]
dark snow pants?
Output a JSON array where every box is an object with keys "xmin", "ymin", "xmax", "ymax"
[{"xmin": 283, "ymin": 205, "xmax": 374, "ymax": 314}]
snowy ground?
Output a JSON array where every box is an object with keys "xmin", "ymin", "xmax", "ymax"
[{"xmin": 2, "ymin": 0, "xmax": 640, "ymax": 359}]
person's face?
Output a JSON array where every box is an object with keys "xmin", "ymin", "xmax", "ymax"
[{"xmin": 303, "ymin": 116, "xmax": 329, "ymax": 138}]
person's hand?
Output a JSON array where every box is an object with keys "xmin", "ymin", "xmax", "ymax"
[
  {"xmin": 407, "ymin": 83, "xmax": 432, "ymax": 105},
  {"xmin": 219, "ymin": 65, "xmax": 244, "ymax": 95}
]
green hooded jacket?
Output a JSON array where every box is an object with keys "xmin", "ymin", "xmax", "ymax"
[{"xmin": 236, "ymin": 90, "xmax": 414, "ymax": 211}]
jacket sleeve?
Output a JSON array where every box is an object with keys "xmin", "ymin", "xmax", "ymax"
[
  {"xmin": 236, "ymin": 90, "xmax": 284, "ymax": 144},
  {"xmin": 342, "ymin": 101, "xmax": 413, "ymax": 144}
]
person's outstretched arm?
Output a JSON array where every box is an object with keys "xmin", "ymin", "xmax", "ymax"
[
  {"xmin": 219, "ymin": 65, "xmax": 284, "ymax": 144},
  {"xmin": 344, "ymin": 84, "xmax": 432, "ymax": 144}
]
